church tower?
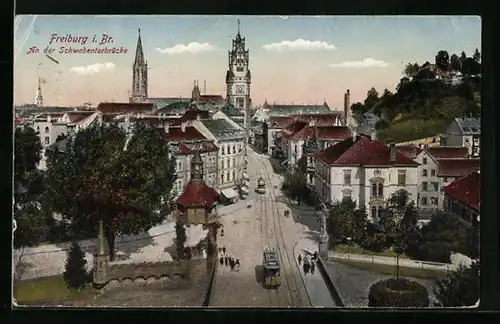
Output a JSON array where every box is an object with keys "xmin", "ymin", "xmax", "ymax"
[
  {"xmin": 130, "ymin": 29, "xmax": 148, "ymax": 103},
  {"xmin": 35, "ymin": 78, "xmax": 43, "ymax": 107},
  {"xmin": 226, "ymin": 20, "xmax": 252, "ymax": 114}
]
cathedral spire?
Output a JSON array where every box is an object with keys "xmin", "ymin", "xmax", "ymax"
[
  {"xmin": 134, "ymin": 29, "xmax": 145, "ymax": 66},
  {"xmin": 237, "ymin": 19, "xmax": 241, "ymax": 36}
]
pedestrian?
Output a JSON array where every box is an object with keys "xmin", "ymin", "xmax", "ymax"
[
  {"xmin": 303, "ymin": 261, "xmax": 310, "ymax": 274},
  {"xmin": 235, "ymin": 259, "xmax": 240, "ymax": 272},
  {"xmin": 222, "ymin": 246, "xmax": 226, "ymax": 255},
  {"xmin": 297, "ymin": 254, "xmax": 302, "ymax": 265},
  {"xmin": 313, "ymin": 251, "xmax": 318, "ymax": 260},
  {"xmin": 225, "ymin": 255, "xmax": 228, "ymax": 266},
  {"xmin": 230, "ymin": 258, "xmax": 235, "ymax": 271},
  {"xmin": 221, "ymin": 228, "xmax": 224, "ymax": 237},
  {"xmin": 219, "ymin": 255, "xmax": 224, "ymax": 265},
  {"xmin": 311, "ymin": 262, "xmax": 316, "ymax": 274}
]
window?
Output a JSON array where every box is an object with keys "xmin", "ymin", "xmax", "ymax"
[
  {"xmin": 44, "ymin": 136, "xmax": 50, "ymax": 145},
  {"xmin": 371, "ymin": 183, "xmax": 384, "ymax": 198},
  {"xmin": 232, "ymin": 170, "xmax": 236, "ymax": 181},
  {"xmin": 431, "ymin": 169, "xmax": 436, "ymax": 176},
  {"xmin": 397, "ymin": 170, "xmax": 406, "ymax": 186},
  {"xmin": 422, "ymin": 182, "xmax": 428, "ymax": 191},
  {"xmin": 371, "ymin": 183, "xmax": 377, "ymax": 197},
  {"xmin": 177, "ymin": 161, "xmax": 182, "ymax": 171},
  {"xmin": 422, "ymin": 169, "xmax": 428, "ymax": 176},
  {"xmin": 294, "ymin": 145, "xmax": 298, "ymax": 154},
  {"xmin": 222, "ymin": 146, "xmax": 225, "ymax": 155},
  {"xmin": 378, "ymin": 183, "xmax": 383, "ymax": 197},
  {"xmin": 430, "ymin": 197, "xmax": 438, "ymax": 205},
  {"xmin": 236, "ymin": 97, "xmax": 244, "ymax": 108},
  {"xmin": 422, "ymin": 158, "xmax": 427, "ymax": 164},
  {"xmin": 421, "ymin": 197, "xmax": 428, "ymax": 205},
  {"xmin": 237, "ymin": 67, "xmax": 243, "ymax": 72},
  {"xmin": 343, "ymin": 170, "xmax": 352, "ymax": 185},
  {"xmin": 232, "ymin": 145, "xmax": 236, "ymax": 154},
  {"xmin": 371, "ymin": 207, "xmax": 377, "ymax": 219},
  {"xmin": 432, "ymin": 182, "xmax": 439, "ymax": 191},
  {"xmin": 44, "ymin": 126, "xmax": 49, "ymax": 133},
  {"xmin": 221, "ymin": 174, "xmax": 224, "ymax": 183},
  {"xmin": 238, "ymin": 145, "xmax": 242, "ymax": 153}
]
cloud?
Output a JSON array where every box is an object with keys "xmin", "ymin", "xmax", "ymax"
[
  {"xmin": 156, "ymin": 42, "xmax": 215, "ymax": 55},
  {"xmin": 262, "ymin": 39, "xmax": 338, "ymax": 51},
  {"xmin": 329, "ymin": 58, "xmax": 389, "ymax": 68},
  {"xmin": 70, "ymin": 62, "xmax": 115, "ymax": 75},
  {"xmin": 278, "ymin": 16, "xmax": 288, "ymax": 20}
]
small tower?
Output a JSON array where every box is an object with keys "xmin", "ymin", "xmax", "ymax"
[
  {"xmin": 343, "ymin": 89, "xmax": 350, "ymax": 123},
  {"xmin": 190, "ymin": 144, "xmax": 204, "ymax": 180},
  {"xmin": 302, "ymin": 121, "xmax": 320, "ymax": 186},
  {"xmin": 35, "ymin": 78, "xmax": 43, "ymax": 107},
  {"xmin": 191, "ymin": 80, "xmax": 201, "ymax": 102},
  {"xmin": 130, "ymin": 29, "xmax": 149, "ymax": 103}
]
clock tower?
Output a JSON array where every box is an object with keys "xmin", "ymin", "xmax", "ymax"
[{"xmin": 226, "ymin": 19, "xmax": 252, "ymax": 117}]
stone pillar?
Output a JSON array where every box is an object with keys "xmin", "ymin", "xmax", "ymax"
[
  {"xmin": 93, "ymin": 220, "xmax": 109, "ymax": 289},
  {"xmin": 319, "ymin": 209, "xmax": 329, "ymax": 259}
]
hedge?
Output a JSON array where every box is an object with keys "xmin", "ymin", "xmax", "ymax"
[{"xmin": 368, "ymin": 278, "xmax": 429, "ymax": 307}]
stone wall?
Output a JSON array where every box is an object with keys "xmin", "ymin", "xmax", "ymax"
[{"xmin": 316, "ymin": 256, "xmax": 344, "ymax": 307}]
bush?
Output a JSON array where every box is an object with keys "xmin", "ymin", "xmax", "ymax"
[
  {"xmin": 63, "ymin": 241, "xmax": 88, "ymax": 291},
  {"xmin": 368, "ymin": 278, "xmax": 429, "ymax": 307},
  {"xmin": 375, "ymin": 119, "xmax": 391, "ymax": 130}
]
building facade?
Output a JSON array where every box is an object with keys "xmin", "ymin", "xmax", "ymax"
[
  {"xmin": 440, "ymin": 117, "xmax": 481, "ymax": 158},
  {"xmin": 314, "ymin": 136, "xmax": 419, "ymax": 221}
]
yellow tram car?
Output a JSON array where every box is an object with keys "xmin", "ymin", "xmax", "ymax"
[
  {"xmin": 255, "ymin": 177, "xmax": 267, "ymax": 194},
  {"xmin": 262, "ymin": 247, "xmax": 281, "ymax": 288}
]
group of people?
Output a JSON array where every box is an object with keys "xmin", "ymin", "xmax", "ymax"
[
  {"xmin": 218, "ymin": 246, "xmax": 240, "ymax": 272},
  {"xmin": 297, "ymin": 251, "xmax": 318, "ymax": 275}
]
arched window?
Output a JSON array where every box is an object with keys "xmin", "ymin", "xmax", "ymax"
[
  {"xmin": 44, "ymin": 126, "xmax": 49, "ymax": 133},
  {"xmin": 371, "ymin": 183, "xmax": 377, "ymax": 197},
  {"xmin": 377, "ymin": 183, "xmax": 384, "ymax": 197},
  {"xmin": 371, "ymin": 207, "xmax": 377, "ymax": 219}
]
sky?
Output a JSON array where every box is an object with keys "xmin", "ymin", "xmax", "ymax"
[{"xmin": 14, "ymin": 15, "xmax": 481, "ymax": 109}]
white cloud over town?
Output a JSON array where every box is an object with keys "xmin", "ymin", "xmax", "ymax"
[
  {"xmin": 156, "ymin": 42, "xmax": 215, "ymax": 55},
  {"xmin": 69, "ymin": 62, "xmax": 115, "ymax": 75},
  {"xmin": 329, "ymin": 58, "xmax": 389, "ymax": 68},
  {"xmin": 262, "ymin": 39, "xmax": 338, "ymax": 51}
]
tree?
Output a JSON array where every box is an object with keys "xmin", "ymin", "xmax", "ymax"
[
  {"xmin": 282, "ymin": 169, "xmax": 308, "ymax": 201},
  {"xmin": 350, "ymin": 102, "xmax": 365, "ymax": 115},
  {"xmin": 434, "ymin": 261, "xmax": 480, "ymax": 307},
  {"xmin": 63, "ymin": 241, "xmax": 88, "ymax": 290},
  {"xmin": 450, "ymin": 53, "xmax": 461, "ymax": 71},
  {"xmin": 45, "ymin": 124, "xmax": 177, "ymax": 261},
  {"xmin": 435, "ymin": 50, "xmax": 450, "ymax": 71},
  {"xmin": 369, "ymin": 278, "xmax": 429, "ymax": 307},
  {"xmin": 14, "ymin": 204, "xmax": 48, "ymax": 249},
  {"xmin": 403, "ymin": 62, "xmax": 420, "ymax": 78},
  {"xmin": 459, "ymin": 51, "xmax": 468, "ymax": 73},
  {"xmin": 14, "ymin": 126, "xmax": 43, "ymax": 181},
  {"xmin": 175, "ymin": 221, "xmax": 187, "ymax": 260},
  {"xmin": 55, "ymin": 133, "xmax": 69, "ymax": 142},
  {"xmin": 364, "ymin": 87, "xmax": 379, "ymax": 112},
  {"xmin": 327, "ymin": 198, "xmax": 368, "ymax": 245}
]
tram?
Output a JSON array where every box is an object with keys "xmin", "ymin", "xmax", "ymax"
[
  {"xmin": 255, "ymin": 177, "xmax": 266, "ymax": 194},
  {"xmin": 262, "ymin": 247, "xmax": 281, "ymax": 288}
]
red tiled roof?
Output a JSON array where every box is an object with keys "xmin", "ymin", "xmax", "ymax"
[
  {"xmin": 171, "ymin": 107, "xmax": 210, "ymax": 126},
  {"xmin": 314, "ymin": 135, "xmax": 419, "ymax": 166},
  {"xmin": 436, "ymin": 158, "xmax": 480, "ymax": 177},
  {"xmin": 286, "ymin": 126, "xmax": 351, "ymax": 141},
  {"xmin": 268, "ymin": 116, "xmax": 294, "ymax": 129},
  {"xmin": 443, "ymin": 171, "xmax": 480, "ymax": 209},
  {"xmin": 97, "ymin": 102, "xmax": 154, "ymax": 114},
  {"xmin": 426, "ymin": 146, "xmax": 469, "ymax": 159},
  {"xmin": 163, "ymin": 126, "xmax": 207, "ymax": 142},
  {"xmin": 176, "ymin": 142, "xmax": 218, "ymax": 155},
  {"xmin": 396, "ymin": 144, "xmax": 422, "ymax": 159},
  {"xmin": 176, "ymin": 180, "xmax": 219, "ymax": 207}
]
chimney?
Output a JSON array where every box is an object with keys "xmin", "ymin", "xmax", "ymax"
[
  {"xmin": 387, "ymin": 139, "xmax": 396, "ymax": 162},
  {"xmin": 344, "ymin": 89, "xmax": 350, "ymax": 122},
  {"xmin": 181, "ymin": 122, "xmax": 187, "ymax": 132},
  {"xmin": 204, "ymin": 80, "xmax": 207, "ymax": 94}
]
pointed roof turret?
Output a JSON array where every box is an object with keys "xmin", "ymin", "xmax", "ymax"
[{"xmin": 134, "ymin": 29, "xmax": 145, "ymax": 66}]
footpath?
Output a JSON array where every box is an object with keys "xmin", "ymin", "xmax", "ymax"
[{"xmin": 328, "ymin": 251, "xmax": 470, "ymax": 272}]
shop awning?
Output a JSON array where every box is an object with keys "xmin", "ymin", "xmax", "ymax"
[{"xmin": 221, "ymin": 188, "xmax": 239, "ymax": 199}]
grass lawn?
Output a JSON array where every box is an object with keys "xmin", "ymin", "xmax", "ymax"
[
  {"xmin": 332, "ymin": 245, "xmax": 409, "ymax": 259},
  {"xmin": 13, "ymin": 275, "xmax": 97, "ymax": 304},
  {"xmin": 334, "ymin": 259, "xmax": 448, "ymax": 280}
]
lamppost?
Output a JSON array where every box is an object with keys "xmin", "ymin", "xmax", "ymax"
[{"xmin": 346, "ymin": 237, "xmax": 352, "ymax": 260}]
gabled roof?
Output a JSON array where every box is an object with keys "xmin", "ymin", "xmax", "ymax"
[
  {"xmin": 281, "ymin": 120, "xmax": 309, "ymax": 139},
  {"xmin": 395, "ymin": 144, "xmax": 422, "ymax": 160},
  {"xmin": 314, "ymin": 135, "xmax": 419, "ymax": 167},
  {"xmin": 426, "ymin": 146, "xmax": 469, "ymax": 159},
  {"xmin": 453, "ymin": 117, "xmax": 481, "ymax": 135},
  {"xmin": 65, "ymin": 111, "xmax": 95, "ymax": 123},
  {"xmin": 268, "ymin": 116, "xmax": 294, "ymax": 129},
  {"xmin": 163, "ymin": 126, "xmax": 207, "ymax": 142},
  {"xmin": 149, "ymin": 97, "xmax": 191, "ymax": 110},
  {"xmin": 201, "ymin": 119, "xmax": 244, "ymax": 139},
  {"xmin": 219, "ymin": 103, "xmax": 244, "ymax": 117},
  {"xmin": 156, "ymin": 101, "xmax": 191, "ymax": 115},
  {"xmin": 176, "ymin": 180, "xmax": 219, "ymax": 207},
  {"xmin": 443, "ymin": 171, "xmax": 480, "ymax": 210},
  {"xmin": 284, "ymin": 124, "xmax": 351, "ymax": 142},
  {"xmin": 171, "ymin": 106, "xmax": 210, "ymax": 126},
  {"xmin": 97, "ymin": 102, "xmax": 154, "ymax": 114},
  {"xmin": 436, "ymin": 158, "xmax": 480, "ymax": 177}
]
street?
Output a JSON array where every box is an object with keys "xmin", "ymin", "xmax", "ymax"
[{"xmin": 210, "ymin": 148, "xmax": 336, "ymax": 307}]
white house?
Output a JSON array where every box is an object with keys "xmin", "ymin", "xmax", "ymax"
[
  {"xmin": 314, "ymin": 135, "xmax": 419, "ymax": 222},
  {"xmin": 440, "ymin": 117, "xmax": 480, "ymax": 158}
]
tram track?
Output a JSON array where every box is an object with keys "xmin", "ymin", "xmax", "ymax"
[{"xmin": 252, "ymin": 153, "xmax": 312, "ymax": 307}]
